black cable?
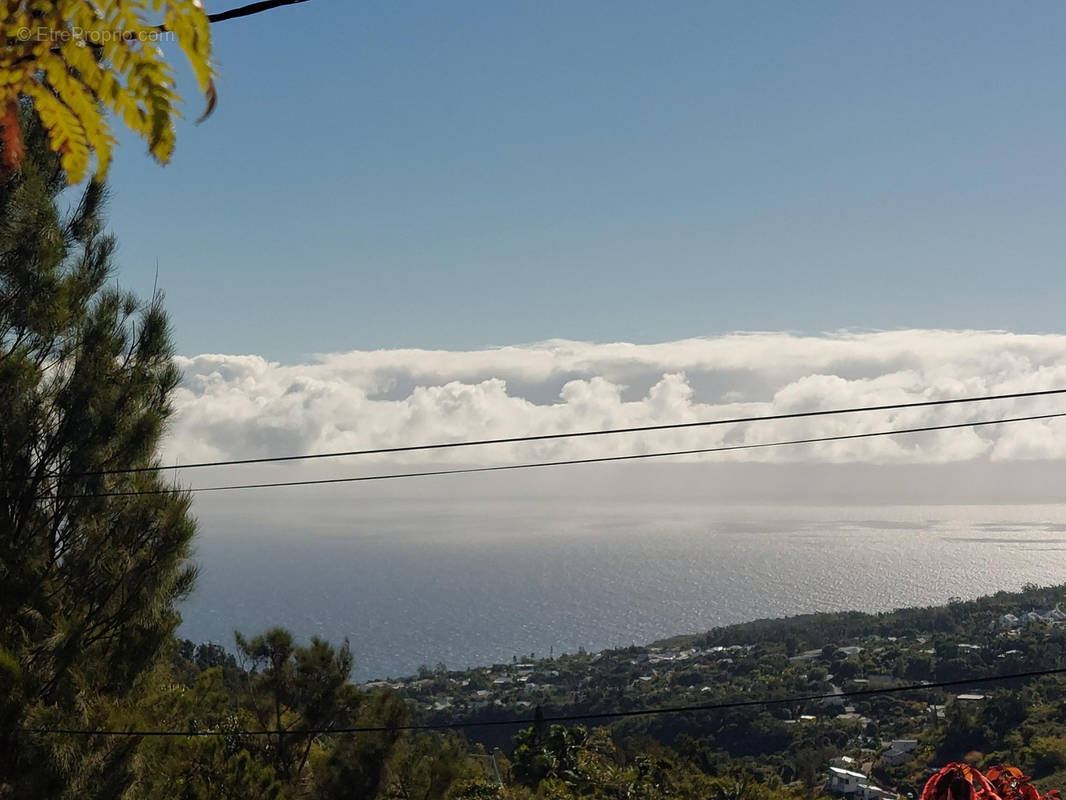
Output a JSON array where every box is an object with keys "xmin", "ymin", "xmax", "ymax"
[
  {"xmin": 45, "ymin": 410, "xmax": 1066, "ymax": 499},
  {"xmin": 18, "ymin": 665, "xmax": 1066, "ymax": 737},
  {"xmin": 23, "ymin": 386, "xmax": 1066, "ymax": 483},
  {"xmin": 207, "ymin": 0, "xmax": 311, "ymax": 24}
]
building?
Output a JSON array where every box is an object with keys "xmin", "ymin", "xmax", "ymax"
[
  {"xmin": 997, "ymin": 614, "xmax": 1020, "ymax": 629},
  {"xmin": 881, "ymin": 739, "xmax": 918, "ymax": 766},
  {"xmin": 827, "ymin": 767, "xmax": 897, "ymax": 800},
  {"xmin": 830, "ymin": 756, "xmax": 859, "ymax": 770}
]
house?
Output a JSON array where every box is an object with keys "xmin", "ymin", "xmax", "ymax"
[
  {"xmin": 837, "ymin": 712, "xmax": 871, "ymax": 724},
  {"xmin": 828, "ymin": 767, "xmax": 865, "ymax": 794},
  {"xmin": 881, "ymin": 740, "xmax": 918, "ymax": 766},
  {"xmin": 831, "ymin": 756, "xmax": 859, "ymax": 770},
  {"xmin": 362, "ymin": 680, "xmax": 401, "ymax": 690},
  {"xmin": 827, "ymin": 767, "xmax": 897, "ymax": 800},
  {"xmin": 790, "ymin": 648, "xmax": 824, "ymax": 662},
  {"xmin": 822, "ymin": 684, "xmax": 847, "ymax": 706}
]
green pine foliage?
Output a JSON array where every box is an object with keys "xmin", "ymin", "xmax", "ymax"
[{"xmin": 0, "ymin": 106, "xmax": 196, "ymax": 796}]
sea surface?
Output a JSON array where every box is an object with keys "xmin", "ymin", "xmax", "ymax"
[{"xmin": 177, "ymin": 502, "xmax": 1066, "ymax": 681}]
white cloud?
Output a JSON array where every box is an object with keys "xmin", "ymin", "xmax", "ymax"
[{"xmin": 166, "ymin": 330, "xmax": 1066, "ymax": 471}]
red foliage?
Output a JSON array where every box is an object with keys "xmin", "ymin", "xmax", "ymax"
[
  {"xmin": 986, "ymin": 765, "xmax": 1060, "ymax": 800},
  {"xmin": 0, "ymin": 100, "xmax": 24, "ymax": 176},
  {"xmin": 922, "ymin": 763, "xmax": 1000, "ymax": 800},
  {"xmin": 922, "ymin": 764, "xmax": 1060, "ymax": 800}
]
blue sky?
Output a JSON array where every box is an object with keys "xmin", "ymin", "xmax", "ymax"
[{"xmin": 100, "ymin": 0, "xmax": 1066, "ymax": 362}]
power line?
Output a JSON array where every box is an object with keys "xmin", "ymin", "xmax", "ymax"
[
  {"xmin": 44, "ymin": 411, "xmax": 1066, "ymax": 498},
  {"xmin": 207, "ymin": 0, "xmax": 311, "ymax": 24},
  {"xmin": 27, "ymin": 387, "xmax": 1066, "ymax": 482},
  {"xmin": 152, "ymin": 0, "xmax": 309, "ymax": 32},
  {"xmin": 17, "ymin": 665, "xmax": 1066, "ymax": 738}
]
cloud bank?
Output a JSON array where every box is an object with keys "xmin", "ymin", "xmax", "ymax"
[{"xmin": 163, "ymin": 331, "xmax": 1066, "ymax": 475}]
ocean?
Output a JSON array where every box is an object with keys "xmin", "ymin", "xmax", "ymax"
[{"xmin": 177, "ymin": 501, "xmax": 1066, "ymax": 681}]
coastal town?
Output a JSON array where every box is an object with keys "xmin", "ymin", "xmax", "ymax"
[{"xmin": 354, "ymin": 587, "xmax": 1066, "ymax": 798}]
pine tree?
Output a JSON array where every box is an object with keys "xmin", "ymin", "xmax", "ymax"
[{"xmin": 0, "ymin": 104, "xmax": 198, "ymax": 797}]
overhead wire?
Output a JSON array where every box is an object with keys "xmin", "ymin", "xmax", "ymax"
[
  {"xmin": 42, "ymin": 410, "xmax": 1066, "ymax": 498},
  {"xmin": 17, "ymin": 665, "xmax": 1066, "ymax": 737},
  {"xmin": 19, "ymin": 387, "xmax": 1066, "ymax": 482}
]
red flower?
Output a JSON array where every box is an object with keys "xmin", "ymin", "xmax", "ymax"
[
  {"xmin": 922, "ymin": 764, "xmax": 1061, "ymax": 800},
  {"xmin": 986, "ymin": 765, "xmax": 1060, "ymax": 800},
  {"xmin": 922, "ymin": 764, "xmax": 1001, "ymax": 800}
]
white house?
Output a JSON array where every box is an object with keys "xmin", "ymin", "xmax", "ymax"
[
  {"xmin": 827, "ymin": 767, "xmax": 897, "ymax": 800},
  {"xmin": 828, "ymin": 767, "xmax": 865, "ymax": 794}
]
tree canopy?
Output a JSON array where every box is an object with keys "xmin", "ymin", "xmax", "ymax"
[
  {"xmin": 0, "ymin": 104, "xmax": 198, "ymax": 796},
  {"xmin": 0, "ymin": 0, "xmax": 215, "ymax": 183}
]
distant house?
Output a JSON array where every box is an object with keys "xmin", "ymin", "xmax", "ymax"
[
  {"xmin": 957, "ymin": 693, "xmax": 986, "ymax": 702},
  {"xmin": 362, "ymin": 680, "xmax": 398, "ymax": 690},
  {"xmin": 881, "ymin": 740, "xmax": 918, "ymax": 767},
  {"xmin": 992, "ymin": 607, "xmax": 1066, "ymax": 629},
  {"xmin": 831, "ymin": 756, "xmax": 859, "ymax": 770},
  {"xmin": 790, "ymin": 648, "xmax": 824, "ymax": 662},
  {"xmin": 828, "ymin": 767, "xmax": 865, "ymax": 794},
  {"xmin": 827, "ymin": 767, "xmax": 897, "ymax": 800},
  {"xmin": 837, "ymin": 712, "xmax": 871, "ymax": 725},
  {"xmin": 823, "ymin": 695, "xmax": 847, "ymax": 706}
]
